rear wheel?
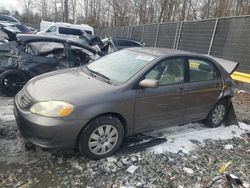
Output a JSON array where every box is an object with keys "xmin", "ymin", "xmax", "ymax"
[
  {"xmin": 205, "ymin": 99, "xmax": 228, "ymax": 128},
  {"xmin": 0, "ymin": 70, "xmax": 27, "ymax": 97},
  {"xmin": 78, "ymin": 116, "xmax": 124, "ymax": 160}
]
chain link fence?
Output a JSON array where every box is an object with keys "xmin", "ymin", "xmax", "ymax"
[{"xmin": 96, "ymin": 16, "xmax": 250, "ymax": 74}]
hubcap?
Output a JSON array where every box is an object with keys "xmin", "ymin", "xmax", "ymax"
[
  {"xmin": 212, "ymin": 104, "xmax": 226, "ymax": 125},
  {"xmin": 88, "ymin": 125, "xmax": 118, "ymax": 155}
]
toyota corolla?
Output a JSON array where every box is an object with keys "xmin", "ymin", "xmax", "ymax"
[{"xmin": 14, "ymin": 48, "xmax": 238, "ymax": 159}]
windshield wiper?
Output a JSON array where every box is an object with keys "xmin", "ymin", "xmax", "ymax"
[{"xmin": 85, "ymin": 66, "xmax": 111, "ymax": 83}]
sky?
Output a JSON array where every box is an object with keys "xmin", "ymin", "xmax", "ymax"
[{"xmin": 0, "ymin": 0, "xmax": 22, "ymax": 13}]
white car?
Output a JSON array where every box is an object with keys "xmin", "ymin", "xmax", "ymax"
[{"xmin": 38, "ymin": 21, "xmax": 94, "ymax": 37}]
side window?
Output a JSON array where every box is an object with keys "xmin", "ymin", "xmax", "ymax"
[
  {"xmin": 46, "ymin": 26, "xmax": 56, "ymax": 33},
  {"xmin": 58, "ymin": 27, "xmax": 83, "ymax": 36},
  {"xmin": 189, "ymin": 59, "xmax": 219, "ymax": 82},
  {"xmin": 145, "ymin": 58, "xmax": 185, "ymax": 85}
]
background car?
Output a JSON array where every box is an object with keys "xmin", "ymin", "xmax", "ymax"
[
  {"xmin": 0, "ymin": 14, "xmax": 21, "ymax": 24},
  {"xmin": 0, "ymin": 34, "xmax": 101, "ymax": 96},
  {"xmin": 0, "ymin": 14, "xmax": 32, "ymax": 42},
  {"xmin": 38, "ymin": 21, "xmax": 94, "ymax": 36},
  {"xmin": 14, "ymin": 48, "xmax": 238, "ymax": 159},
  {"xmin": 101, "ymin": 37, "xmax": 144, "ymax": 54}
]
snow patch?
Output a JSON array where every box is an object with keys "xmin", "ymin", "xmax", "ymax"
[
  {"xmin": 224, "ymin": 144, "xmax": 234, "ymax": 150},
  {"xmin": 239, "ymin": 122, "xmax": 250, "ymax": 131},
  {"xmin": 147, "ymin": 122, "xmax": 248, "ymax": 154}
]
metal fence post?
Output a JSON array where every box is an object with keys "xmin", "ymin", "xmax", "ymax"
[
  {"xmin": 208, "ymin": 18, "xmax": 219, "ymax": 55},
  {"xmin": 122, "ymin": 27, "xmax": 124, "ymax": 37},
  {"xmin": 130, "ymin": 26, "xmax": 133, "ymax": 38},
  {"xmin": 175, "ymin": 21, "xmax": 183, "ymax": 49},
  {"xmin": 154, "ymin": 24, "xmax": 160, "ymax": 47},
  {"xmin": 141, "ymin": 25, "xmax": 145, "ymax": 42},
  {"xmin": 173, "ymin": 22, "xmax": 179, "ymax": 49}
]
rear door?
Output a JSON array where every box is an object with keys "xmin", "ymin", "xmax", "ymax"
[
  {"xmin": 184, "ymin": 57, "xmax": 223, "ymax": 121},
  {"xmin": 134, "ymin": 57, "xmax": 187, "ymax": 132}
]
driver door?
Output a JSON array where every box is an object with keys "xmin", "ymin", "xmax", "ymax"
[{"xmin": 134, "ymin": 57, "xmax": 188, "ymax": 132}]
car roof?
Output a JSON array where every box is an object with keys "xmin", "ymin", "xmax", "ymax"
[
  {"xmin": 17, "ymin": 34, "xmax": 86, "ymax": 44},
  {"xmin": 0, "ymin": 14, "xmax": 20, "ymax": 23},
  {"xmin": 128, "ymin": 47, "xmax": 195, "ymax": 57},
  {"xmin": 16, "ymin": 34, "xmax": 99, "ymax": 54},
  {"xmin": 128, "ymin": 47, "xmax": 239, "ymax": 74}
]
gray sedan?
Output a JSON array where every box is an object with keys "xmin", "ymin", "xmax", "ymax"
[{"xmin": 14, "ymin": 48, "xmax": 238, "ymax": 159}]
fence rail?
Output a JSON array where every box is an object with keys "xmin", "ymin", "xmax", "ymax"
[{"xmin": 96, "ymin": 15, "xmax": 250, "ymax": 74}]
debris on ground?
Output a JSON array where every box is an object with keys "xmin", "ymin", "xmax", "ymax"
[{"xmin": 0, "ymin": 93, "xmax": 250, "ymax": 187}]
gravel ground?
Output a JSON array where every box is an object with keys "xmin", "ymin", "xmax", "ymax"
[{"xmin": 0, "ymin": 92, "xmax": 250, "ymax": 188}]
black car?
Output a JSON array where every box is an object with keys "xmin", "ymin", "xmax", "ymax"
[
  {"xmin": 0, "ymin": 14, "xmax": 20, "ymax": 24},
  {"xmin": 101, "ymin": 37, "xmax": 144, "ymax": 54},
  {"xmin": 0, "ymin": 34, "xmax": 101, "ymax": 96}
]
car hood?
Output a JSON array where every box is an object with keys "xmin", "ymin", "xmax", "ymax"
[{"xmin": 25, "ymin": 67, "xmax": 117, "ymax": 104}]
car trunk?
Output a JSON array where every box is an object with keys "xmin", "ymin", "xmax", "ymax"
[{"xmin": 208, "ymin": 56, "xmax": 239, "ymax": 75}]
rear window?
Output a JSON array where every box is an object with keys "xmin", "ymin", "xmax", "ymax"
[
  {"xmin": 58, "ymin": 27, "xmax": 83, "ymax": 36},
  {"xmin": 113, "ymin": 39, "xmax": 143, "ymax": 47}
]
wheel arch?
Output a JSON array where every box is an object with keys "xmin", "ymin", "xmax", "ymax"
[
  {"xmin": 218, "ymin": 94, "xmax": 232, "ymax": 106},
  {"xmin": 0, "ymin": 69, "xmax": 29, "ymax": 79},
  {"xmin": 75, "ymin": 112, "xmax": 128, "ymax": 148}
]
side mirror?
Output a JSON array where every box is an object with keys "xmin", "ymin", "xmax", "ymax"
[{"xmin": 139, "ymin": 79, "xmax": 159, "ymax": 88}]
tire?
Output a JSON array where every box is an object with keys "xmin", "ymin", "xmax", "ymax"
[
  {"xmin": 0, "ymin": 70, "xmax": 28, "ymax": 97},
  {"xmin": 205, "ymin": 99, "xmax": 228, "ymax": 128},
  {"xmin": 78, "ymin": 115, "xmax": 124, "ymax": 160}
]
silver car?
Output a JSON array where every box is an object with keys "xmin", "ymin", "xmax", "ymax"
[{"xmin": 14, "ymin": 48, "xmax": 238, "ymax": 159}]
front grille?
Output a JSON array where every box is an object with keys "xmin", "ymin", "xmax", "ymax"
[{"xmin": 17, "ymin": 90, "xmax": 33, "ymax": 109}]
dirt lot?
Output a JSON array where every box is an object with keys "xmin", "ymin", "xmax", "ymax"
[{"xmin": 0, "ymin": 92, "xmax": 250, "ymax": 187}]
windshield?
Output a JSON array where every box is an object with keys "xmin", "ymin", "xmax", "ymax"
[{"xmin": 87, "ymin": 49, "xmax": 156, "ymax": 84}]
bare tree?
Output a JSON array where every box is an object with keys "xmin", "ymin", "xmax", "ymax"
[{"xmin": 14, "ymin": 0, "xmax": 250, "ymax": 29}]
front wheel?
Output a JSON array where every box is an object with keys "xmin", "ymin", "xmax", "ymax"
[
  {"xmin": 78, "ymin": 116, "xmax": 124, "ymax": 160},
  {"xmin": 205, "ymin": 99, "xmax": 228, "ymax": 128}
]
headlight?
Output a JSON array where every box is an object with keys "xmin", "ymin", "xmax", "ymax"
[{"xmin": 30, "ymin": 101, "xmax": 74, "ymax": 117}]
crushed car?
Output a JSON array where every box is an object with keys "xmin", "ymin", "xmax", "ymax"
[
  {"xmin": 14, "ymin": 48, "xmax": 239, "ymax": 159},
  {"xmin": 0, "ymin": 34, "xmax": 101, "ymax": 96}
]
